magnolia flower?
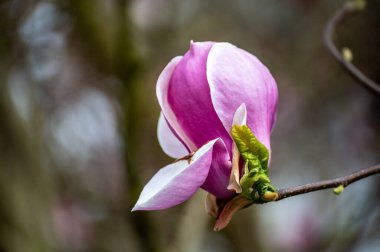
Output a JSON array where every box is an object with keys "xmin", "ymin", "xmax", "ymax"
[{"xmin": 132, "ymin": 41, "xmax": 278, "ymax": 219}]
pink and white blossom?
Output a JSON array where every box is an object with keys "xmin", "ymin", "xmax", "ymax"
[{"xmin": 133, "ymin": 41, "xmax": 278, "ymax": 211}]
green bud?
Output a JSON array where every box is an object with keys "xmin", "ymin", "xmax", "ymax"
[
  {"xmin": 342, "ymin": 47, "xmax": 353, "ymax": 62},
  {"xmin": 352, "ymin": 0, "xmax": 366, "ymax": 11},
  {"xmin": 261, "ymin": 191, "xmax": 278, "ymax": 201},
  {"xmin": 333, "ymin": 185, "xmax": 344, "ymax": 195}
]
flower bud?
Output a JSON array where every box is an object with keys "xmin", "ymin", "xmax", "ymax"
[{"xmin": 133, "ymin": 41, "xmax": 278, "ymax": 216}]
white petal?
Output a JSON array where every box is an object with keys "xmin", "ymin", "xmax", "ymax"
[
  {"xmin": 157, "ymin": 113, "xmax": 189, "ymax": 158},
  {"xmin": 227, "ymin": 104, "xmax": 247, "ymax": 193},
  {"xmin": 232, "ymin": 103, "xmax": 247, "ymax": 126}
]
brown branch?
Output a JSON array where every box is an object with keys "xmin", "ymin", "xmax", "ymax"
[
  {"xmin": 275, "ymin": 164, "xmax": 380, "ymax": 201},
  {"xmin": 213, "ymin": 164, "xmax": 380, "ymax": 231},
  {"xmin": 324, "ymin": 1, "xmax": 380, "ymax": 95}
]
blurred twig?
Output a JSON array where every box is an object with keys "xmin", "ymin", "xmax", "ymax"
[
  {"xmin": 324, "ymin": 1, "xmax": 380, "ymax": 95},
  {"xmin": 274, "ymin": 164, "xmax": 380, "ymax": 201}
]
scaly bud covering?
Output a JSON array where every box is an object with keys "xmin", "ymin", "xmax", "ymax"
[{"xmin": 133, "ymin": 41, "xmax": 278, "ymax": 221}]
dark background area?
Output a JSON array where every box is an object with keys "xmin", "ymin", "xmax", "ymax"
[{"xmin": 0, "ymin": 0, "xmax": 379, "ymax": 251}]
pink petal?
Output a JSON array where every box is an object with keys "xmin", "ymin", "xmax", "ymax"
[
  {"xmin": 156, "ymin": 56, "xmax": 196, "ymax": 151},
  {"xmin": 167, "ymin": 41, "xmax": 232, "ymax": 152},
  {"xmin": 157, "ymin": 113, "xmax": 189, "ymax": 158},
  {"xmin": 201, "ymin": 139, "xmax": 234, "ymax": 199},
  {"xmin": 207, "ymin": 43, "xmax": 278, "ymax": 151},
  {"xmin": 132, "ymin": 139, "xmax": 222, "ymax": 211}
]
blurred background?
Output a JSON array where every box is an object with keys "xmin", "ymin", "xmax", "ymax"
[{"xmin": 0, "ymin": 0, "xmax": 379, "ymax": 251}]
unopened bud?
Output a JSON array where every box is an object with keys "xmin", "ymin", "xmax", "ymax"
[
  {"xmin": 342, "ymin": 47, "xmax": 353, "ymax": 62},
  {"xmin": 333, "ymin": 185, "xmax": 344, "ymax": 195},
  {"xmin": 261, "ymin": 191, "xmax": 278, "ymax": 201},
  {"xmin": 352, "ymin": 0, "xmax": 366, "ymax": 11}
]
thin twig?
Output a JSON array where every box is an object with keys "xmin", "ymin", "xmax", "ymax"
[
  {"xmin": 324, "ymin": 2, "xmax": 380, "ymax": 95},
  {"xmin": 275, "ymin": 164, "xmax": 380, "ymax": 201}
]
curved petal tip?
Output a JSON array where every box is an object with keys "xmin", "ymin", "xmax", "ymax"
[{"xmin": 132, "ymin": 139, "xmax": 221, "ymax": 211}]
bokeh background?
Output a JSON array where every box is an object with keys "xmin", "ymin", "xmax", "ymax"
[{"xmin": 0, "ymin": 0, "xmax": 380, "ymax": 251}]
